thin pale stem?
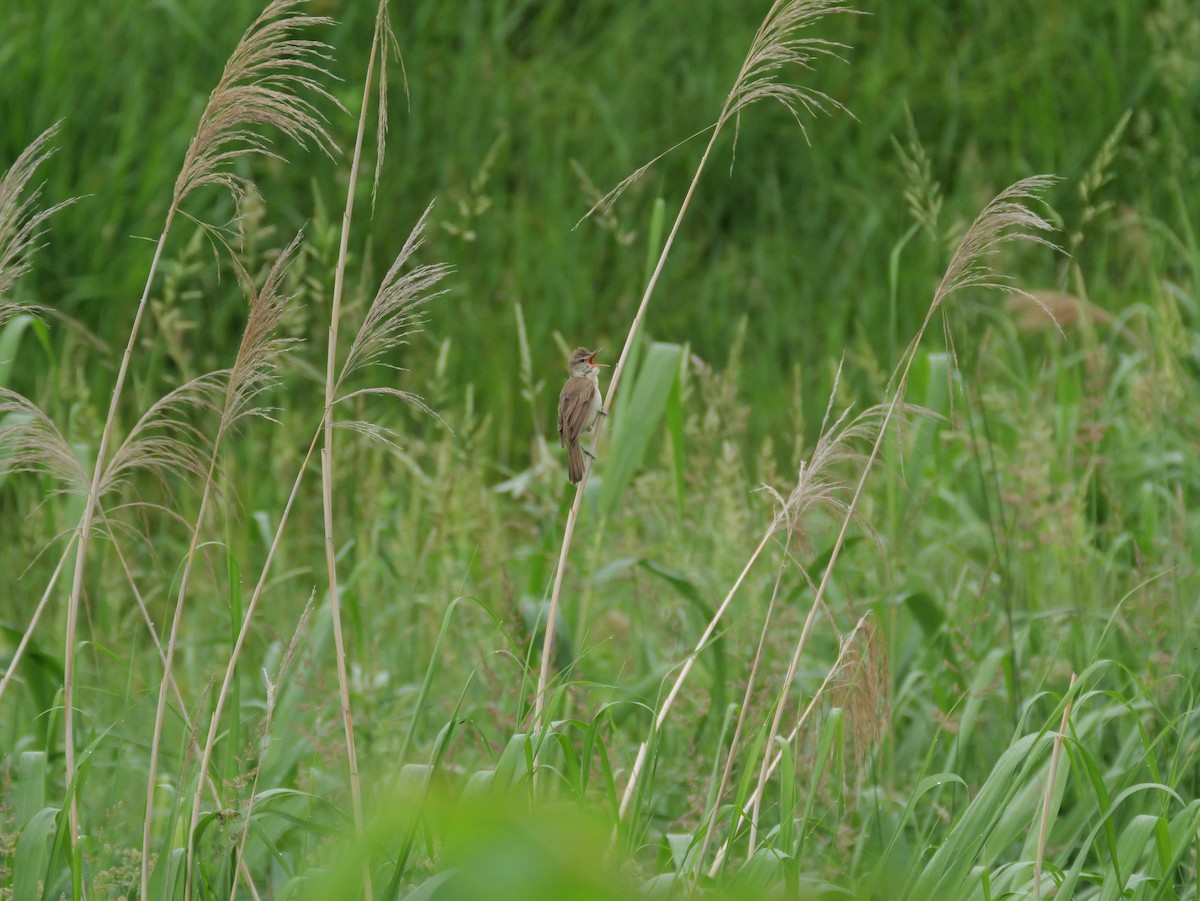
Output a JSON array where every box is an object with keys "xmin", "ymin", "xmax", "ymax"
[
  {"xmin": 617, "ymin": 525, "xmax": 776, "ymax": 821},
  {"xmin": 320, "ymin": 9, "xmax": 386, "ymax": 898},
  {"xmin": 63, "ymin": 214, "xmax": 174, "ymax": 855},
  {"xmin": 0, "ymin": 539, "xmax": 74, "ymax": 705},
  {"xmin": 1034, "ymin": 673, "xmax": 1076, "ymax": 899},
  {"xmin": 141, "ymin": 423, "xmax": 227, "ymax": 897},
  {"xmin": 187, "ymin": 425, "xmax": 320, "ymax": 896},
  {"xmin": 692, "ymin": 531, "xmax": 793, "ymax": 888},
  {"xmin": 533, "ymin": 115, "xmax": 727, "ymax": 739}
]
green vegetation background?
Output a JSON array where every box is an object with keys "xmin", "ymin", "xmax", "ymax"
[{"xmin": 5, "ymin": 0, "xmax": 1194, "ymax": 465}]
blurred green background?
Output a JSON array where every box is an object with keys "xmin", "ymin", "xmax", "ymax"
[{"xmin": 5, "ymin": 0, "xmax": 1196, "ymax": 469}]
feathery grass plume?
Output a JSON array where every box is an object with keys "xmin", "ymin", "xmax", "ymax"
[
  {"xmin": 142, "ymin": 235, "xmax": 302, "ymax": 898},
  {"xmin": 747, "ymin": 175, "xmax": 1060, "ymax": 858},
  {"xmin": 585, "ymin": 0, "xmax": 855, "ymax": 221},
  {"xmin": 59, "ymin": 0, "xmax": 339, "ymax": 848},
  {"xmin": 99, "ymin": 371, "xmax": 226, "ymax": 500},
  {"xmin": 829, "ymin": 613, "xmax": 890, "ymax": 772},
  {"xmin": 371, "ymin": 2, "xmax": 406, "ymax": 208},
  {"xmin": 173, "ymin": 0, "xmax": 338, "ymax": 210},
  {"xmin": 225, "ymin": 233, "xmax": 304, "ymax": 426},
  {"xmin": 336, "ymin": 203, "xmax": 451, "ymax": 394},
  {"xmin": 923, "ymin": 176, "xmax": 1059, "ymax": 315},
  {"xmin": 0, "ymin": 124, "xmax": 75, "ymax": 326},
  {"xmin": 0, "ymin": 388, "xmax": 89, "ymax": 493},
  {"xmin": 720, "ymin": 0, "xmax": 855, "ymax": 145},
  {"xmin": 535, "ymin": 0, "xmax": 859, "ymax": 744}
]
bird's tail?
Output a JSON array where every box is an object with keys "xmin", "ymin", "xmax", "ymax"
[{"xmin": 568, "ymin": 440, "xmax": 585, "ymax": 483}]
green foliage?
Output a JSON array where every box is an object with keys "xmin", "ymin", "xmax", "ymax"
[{"xmin": 2, "ymin": 0, "xmax": 1200, "ymax": 899}]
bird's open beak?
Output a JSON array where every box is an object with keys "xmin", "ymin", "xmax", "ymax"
[{"xmin": 589, "ymin": 348, "xmax": 609, "ymax": 367}]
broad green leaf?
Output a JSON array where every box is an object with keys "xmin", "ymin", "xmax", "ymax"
[
  {"xmin": 599, "ymin": 342, "xmax": 684, "ymax": 517},
  {"xmin": 0, "ymin": 313, "xmax": 39, "ymax": 389},
  {"xmin": 15, "ymin": 751, "xmax": 46, "ymax": 830},
  {"xmin": 13, "ymin": 806, "xmax": 58, "ymax": 901}
]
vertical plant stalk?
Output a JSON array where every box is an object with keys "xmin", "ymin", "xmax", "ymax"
[
  {"xmin": 189, "ymin": 427, "xmax": 320, "ymax": 895},
  {"xmin": 321, "ymin": 4, "xmax": 392, "ymax": 897},
  {"xmin": 532, "ymin": 0, "xmax": 855, "ymax": 742},
  {"xmin": 1034, "ymin": 673, "xmax": 1076, "ymax": 899},
  {"xmin": 691, "ymin": 529, "xmax": 795, "ymax": 881},
  {"xmin": 141, "ymin": 238, "xmax": 300, "ymax": 898},
  {"xmin": 533, "ymin": 90, "xmax": 726, "ymax": 740},
  {"xmin": 62, "ymin": 215, "xmax": 174, "ymax": 844}
]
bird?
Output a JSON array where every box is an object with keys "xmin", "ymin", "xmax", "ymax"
[{"xmin": 557, "ymin": 347, "xmax": 607, "ymax": 483}]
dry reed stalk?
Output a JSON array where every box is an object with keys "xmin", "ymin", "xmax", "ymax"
[
  {"xmin": 746, "ymin": 176, "xmax": 1059, "ymax": 856},
  {"xmin": 100, "ymin": 510, "xmax": 263, "ymax": 901},
  {"xmin": 142, "ymin": 235, "xmax": 301, "ymax": 898},
  {"xmin": 0, "ymin": 124, "xmax": 75, "ymax": 327},
  {"xmin": 1034, "ymin": 672, "xmax": 1077, "ymax": 899},
  {"xmin": 54, "ymin": 0, "xmax": 335, "ymax": 857},
  {"xmin": 318, "ymin": 4, "xmax": 398, "ymax": 894},
  {"xmin": 225, "ymin": 594, "xmax": 315, "ymax": 901},
  {"xmin": 533, "ymin": 0, "xmax": 856, "ymax": 747}
]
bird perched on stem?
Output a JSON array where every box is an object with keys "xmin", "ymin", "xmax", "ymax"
[{"xmin": 557, "ymin": 347, "xmax": 606, "ymax": 483}]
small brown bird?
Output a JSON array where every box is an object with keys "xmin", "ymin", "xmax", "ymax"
[{"xmin": 557, "ymin": 347, "xmax": 606, "ymax": 483}]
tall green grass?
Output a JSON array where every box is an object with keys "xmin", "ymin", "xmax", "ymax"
[{"xmin": 2, "ymin": 0, "xmax": 1199, "ymax": 899}]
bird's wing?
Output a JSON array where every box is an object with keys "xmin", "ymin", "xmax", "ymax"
[
  {"xmin": 557, "ymin": 387, "xmax": 568, "ymax": 447},
  {"xmin": 558, "ymin": 379, "xmax": 592, "ymax": 447}
]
